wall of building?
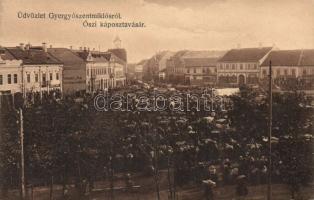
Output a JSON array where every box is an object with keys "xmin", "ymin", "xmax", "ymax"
[
  {"xmin": 0, "ymin": 61, "xmax": 22, "ymax": 93},
  {"xmin": 22, "ymin": 64, "xmax": 63, "ymax": 93}
]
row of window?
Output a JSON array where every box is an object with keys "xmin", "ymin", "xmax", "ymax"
[
  {"xmin": 168, "ymin": 68, "xmax": 184, "ymax": 73},
  {"xmin": 0, "ymin": 74, "xmax": 18, "ymax": 85},
  {"xmin": 87, "ymin": 67, "xmax": 113, "ymax": 76},
  {"xmin": 218, "ymin": 63, "xmax": 258, "ymax": 70},
  {"xmin": 0, "ymin": 72, "xmax": 59, "ymax": 85},
  {"xmin": 25, "ymin": 72, "xmax": 59, "ymax": 83},
  {"xmin": 262, "ymin": 69, "xmax": 314, "ymax": 76},
  {"xmin": 186, "ymin": 68, "xmax": 217, "ymax": 74}
]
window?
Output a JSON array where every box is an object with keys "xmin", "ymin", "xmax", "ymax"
[
  {"xmin": 193, "ymin": 68, "xmax": 196, "ymax": 73},
  {"xmin": 276, "ymin": 69, "xmax": 281, "ymax": 76},
  {"xmin": 226, "ymin": 64, "xmax": 229, "ymax": 69},
  {"xmin": 202, "ymin": 68, "xmax": 206, "ymax": 73},
  {"xmin": 187, "ymin": 69, "xmax": 190, "ymax": 73},
  {"xmin": 42, "ymin": 73, "xmax": 46, "ymax": 83},
  {"xmin": 27, "ymin": 74, "xmax": 31, "ymax": 83},
  {"xmin": 254, "ymin": 64, "xmax": 258, "ymax": 69},
  {"xmin": 240, "ymin": 64, "xmax": 243, "ymax": 70},
  {"xmin": 50, "ymin": 73, "xmax": 53, "ymax": 81},
  {"xmin": 292, "ymin": 69, "xmax": 296, "ymax": 76},
  {"xmin": 232, "ymin": 64, "xmax": 235, "ymax": 70},
  {"xmin": 0, "ymin": 75, "xmax": 2, "ymax": 85},
  {"xmin": 56, "ymin": 73, "xmax": 59, "ymax": 80},
  {"xmin": 35, "ymin": 74, "xmax": 39, "ymax": 82},
  {"xmin": 14, "ymin": 74, "xmax": 17, "ymax": 83},
  {"xmin": 284, "ymin": 69, "xmax": 288, "ymax": 75},
  {"xmin": 7, "ymin": 74, "xmax": 12, "ymax": 84},
  {"xmin": 303, "ymin": 69, "xmax": 307, "ymax": 76}
]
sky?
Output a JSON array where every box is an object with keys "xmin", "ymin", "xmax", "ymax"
[{"xmin": 0, "ymin": 0, "xmax": 313, "ymax": 63}]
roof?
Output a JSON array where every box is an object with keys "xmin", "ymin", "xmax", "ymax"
[
  {"xmin": 261, "ymin": 49, "xmax": 314, "ymax": 66},
  {"xmin": 48, "ymin": 48, "xmax": 85, "ymax": 65},
  {"xmin": 219, "ymin": 47, "xmax": 272, "ymax": 62},
  {"xmin": 137, "ymin": 59, "xmax": 148, "ymax": 65},
  {"xmin": 184, "ymin": 57, "xmax": 219, "ymax": 67},
  {"xmin": 166, "ymin": 50, "xmax": 189, "ymax": 69},
  {"xmin": 6, "ymin": 47, "xmax": 62, "ymax": 65},
  {"xmin": 108, "ymin": 48, "xmax": 127, "ymax": 63},
  {"xmin": 74, "ymin": 50, "xmax": 111, "ymax": 62},
  {"xmin": 182, "ymin": 50, "xmax": 226, "ymax": 59},
  {"xmin": 0, "ymin": 48, "xmax": 16, "ymax": 60}
]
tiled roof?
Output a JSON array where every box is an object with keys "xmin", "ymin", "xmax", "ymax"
[
  {"xmin": 48, "ymin": 48, "xmax": 85, "ymax": 65},
  {"xmin": 182, "ymin": 50, "xmax": 227, "ymax": 59},
  {"xmin": 300, "ymin": 49, "xmax": 314, "ymax": 66},
  {"xmin": 6, "ymin": 47, "xmax": 62, "ymax": 65},
  {"xmin": 75, "ymin": 50, "xmax": 89, "ymax": 60},
  {"xmin": 108, "ymin": 48, "xmax": 127, "ymax": 63},
  {"xmin": 184, "ymin": 57, "xmax": 219, "ymax": 67},
  {"xmin": 0, "ymin": 48, "xmax": 16, "ymax": 60},
  {"xmin": 74, "ymin": 50, "xmax": 111, "ymax": 62},
  {"xmin": 219, "ymin": 47, "xmax": 272, "ymax": 62},
  {"xmin": 261, "ymin": 49, "xmax": 314, "ymax": 66}
]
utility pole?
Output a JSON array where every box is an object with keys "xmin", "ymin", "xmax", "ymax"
[
  {"xmin": 19, "ymin": 108, "xmax": 26, "ymax": 200},
  {"xmin": 267, "ymin": 60, "xmax": 272, "ymax": 200}
]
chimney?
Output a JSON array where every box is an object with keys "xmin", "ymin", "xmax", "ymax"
[
  {"xmin": 92, "ymin": 48, "xmax": 95, "ymax": 51},
  {"xmin": 49, "ymin": 44, "xmax": 52, "ymax": 48},
  {"xmin": 70, "ymin": 46, "xmax": 73, "ymax": 50},
  {"xmin": 19, "ymin": 43, "xmax": 25, "ymax": 50},
  {"xmin": 83, "ymin": 47, "xmax": 87, "ymax": 51},
  {"xmin": 42, "ymin": 42, "xmax": 47, "ymax": 52},
  {"xmin": 88, "ymin": 47, "xmax": 90, "ymax": 52},
  {"xmin": 79, "ymin": 47, "xmax": 82, "ymax": 51}
]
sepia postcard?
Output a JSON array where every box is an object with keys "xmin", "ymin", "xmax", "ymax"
[{"xmin": 0, "ymin": 0, "xmax": 313, "ymax": 199}]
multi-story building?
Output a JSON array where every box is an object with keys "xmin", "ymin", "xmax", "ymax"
[
  {"xmin": 260, "ymin": 49, "xmax": 314, "ymax": 90},
  {"xmin": 112, "ymin": 54, "xmax": 126, "ymax": 87},
  {"xmin": 184, "ymin": 57, "xmax": 219, "ymax": 86},
  {"xmin": 76, "ymin": 49, "xmax": 126, "ymax": 92},
  {"xmin": 48, "ymin": 48, "xmax": 86, "ymax": 94},
  {"xmin": 76, "ymin": 50, "xmax": 112, "ymax": 92},
  {"xmin": 166, "ymin": 50, "xmax": 188, "ymax": 83},
  {"xmin": 183, "ymin": 51, "xmax": 226, "ymax": 86},
  {"xmin": 0, "ymin": 47, "xmax": 23, "ymax": 94},
  {"xmin": 5, "ymin": 43, "xmax": 63, "ymax": 95},
  {"xmin": 217, "ymin": 47, "xmax": 272, "ymax": 87}
]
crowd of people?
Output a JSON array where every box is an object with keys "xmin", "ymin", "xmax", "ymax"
[{"xmin": 0, "ymin": 82, "xmax": 313, "ymax": 199}]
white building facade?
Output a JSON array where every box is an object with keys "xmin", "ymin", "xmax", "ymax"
[
  {"xmin": 217, "ymin": 47, "xmax": 273, "ymax": 87},
  {"xmin": 0, "ymin": 49, "xmax": 23, "ymax": 94}
]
